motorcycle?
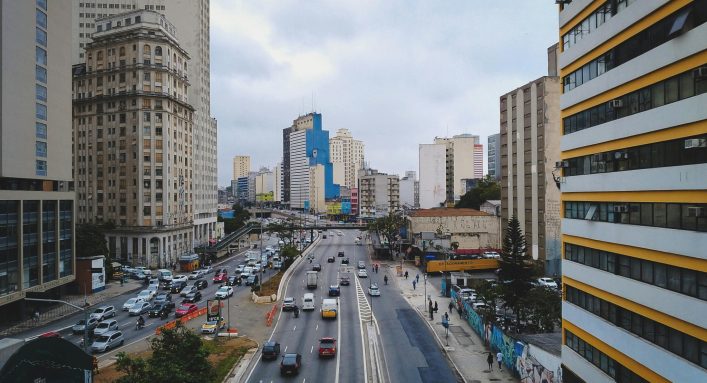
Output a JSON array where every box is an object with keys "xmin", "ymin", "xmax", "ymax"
[{"xmin": 135, "ymin": 320, "xmax": 145, "ymax": 330}]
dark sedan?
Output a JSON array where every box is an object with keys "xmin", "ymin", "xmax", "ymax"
[
  {"xmin": 182, "ymin": 291, "xmax": 202, "ymax": 304},
  {"xmin": 280, "ymin": 353, "xmax": 302, "ymax": 376},
  {"xmin": 148, "ymin": 302, "xmax": 174, "ymax": 318},
  {"xmin": 194, "ymin": 279, "xmax": 208, "ymax": 289},
  {"xmin": 262, "ymin": 340, "xmax": 281, "ymax": 360},
  {"xmin": 312, "ymin": 263, "xmax": 322, "ymax": 271}
]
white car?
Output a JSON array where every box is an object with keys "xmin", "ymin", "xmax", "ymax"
[
  {"xmin": 282, "ymin": 297, "xmax": 296, "ymax": 311},
  {"xmin": 172, "ymin": 275, "xmax": 188, "ymax": 284},
  {"xmin": 137, "ymin": 289, "xmax": 155, "ymax": 301},
  {"xmin": 368, "ymin": 284, "xmax": 380, "ymax": 296},
  {"xmin": 235, "ymin": 264, "xmax": 245, "ymax": 274},
  {"xmin": 180, "ymin": 284, "xmax": 198, "ymax": 297},
  {"xmin": 358, "ymin": 269, "xmax": 368, "ymax": 278},
  {"xmin": 482, "ymin": 251, "xmax": 501, "ymax": 259},
  {"xmin": 537, "ymin": 277, "xmax": 558, "ymax": 289},
  {"xmin": 215, "ymin": 286, "xmax": 233, "ymax": 299},
  {"xmin": 129, "ymin": 301, "xmax": 152, "ymax": 316},
  {"xmin": 189, "ymin": 270, "xmax": 205, "ymax": 280},
  {"xmin": 200, "ymin": 266, "xmax": 214, "ymax": 274},
  {"xmin": 122, "ymin": 297, "xmax": 145, "ymax": 311}
]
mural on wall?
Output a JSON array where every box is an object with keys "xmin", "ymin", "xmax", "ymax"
[{"xmin": 516, "ymin": 343, "xmax": 561, "ymax": 383}]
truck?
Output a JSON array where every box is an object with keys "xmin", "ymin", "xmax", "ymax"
[
  {"xmin": 306, "ymin": 271, "xmax": 318, "ymax": 289},
  {"xmin": 321, "ymin": 298, "xmax": 338, "ymax": 319}
]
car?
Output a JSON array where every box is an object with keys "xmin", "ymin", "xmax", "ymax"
[
  {"xmin": 180, "ymin": 284, "xmax": 198, "ymax": 297},
  {"xmin": 318, "ymin": 337, "xmax": 337, "ymax": 358},
  {"xmin": 122, "ymin": 297, "xmax": 145, "ymax": 311},
  {"xmin": 226, "ymin": 275, "xmax": 240, "ymax": 286},
  {"xmin": 357, "ymin": 261, "xmax": 366, "ymax": 269},
  {"xmin": 280, "ymin": 353, "xmax": 302, "ymax": 376},
  {"xmin": 327, "ymin": 256, "xmax": 335, "ymax": 263},
  {"xmin": 137, "ymin": 289, "xmax": 155, "ymax": 301},
  {"xmin": 261, "ymin": 340, "xmax": 281, "ymax": 360},
  {"xmin": 189, "ymin": 270, "xmax": 205, "ymax": 280},
  {"xmin": 170, "ymin": 280, "xmax": 187, "ymax": 293},
  {"xmin": 146, "ymin": 284, "xmax": 159, "ymax": 295},
  {"xmin": 90, "ymin": 305, "xmax": 116, "ymax": 320},
  {"xmin": 253, "ymin": 262, "xmax": 262, "ymax": 273},
  {"xmin": 93, "ymin": 319, "xmax": 119, "ymax": 336},
  {"xmin": 368, "ymin": 284, "xmax": 380, "ymax": 296},
  {"xmin": 282, "ymin": 297, "xmax": 296, "ymax": 311},
  {"xmin": 72, "ymin": 317, "xmax": 99, "ymax": 334},
  {"xmin": 339, "ymin": 276, "xmax": 350, "ymax": 286},
  {"xmin": 537, "ymin": 277, "xmax": 559, "ymax": 289},
  {"xmin": 200, "ymin": 318, "xmax": 225, "ymax": 334},
  {"xmin": 482, "ymin": 251, "xmax": 501, "ymax": 259},
  {"xmin": 312, "ymin": 263, "xmax": 322, "ymax": 272},
  {"xmin": 323, "ymin": 234, "xmax": 327, "ymax": 239},
  {"xmin": 154, "ymin": 292, "xmax": 172, "ymax": 305},
  {"xmin": 328, "ymin": 285, "xmax": 340, "ymax": 297},
  {"xmin": 148, "ymin": 302, "xmax": 173, "ymax": 318},
  {"xmin": 171, "ymin": 274, "xmax": 188, "ymax": 284},
  {"xmin": 235, "ymin": 264, "xmax": 245, "ymax": 274},
  {"xmin": 175, "ymin": 303, "xmax": 198, "ymax": 318},
  {"xmin": 194, "ymin": 279, "xmax": 208, "ymax": 289},
  {"xmin": 200, "ymin": 265, "xmax": 214, "ymax": 274},
  {"xmin": 459, "ymin": 288, "xmax": 476, "ymax": 300},
  {"xmin": 148, "ymin": 278, "xmax": 160, "ymax": 288},
  {"xmin": 91, "ymin": 330, "xmax": 124, "ymax": 353},
  {"xmin": 273, "ymin": 260, "xmax": 283, "ymax": 270},
  {"xmin": 358, "ymin": 269, "xmax": 368, "ymax": 278},
  {"xmin": 337, "ymin": 251, "xmax": 344, "ymax": 257},
  {"xmin": 245, "ymin": 274, "xmax": 259, "ymax": 286},
  {"xmin": 182, "ymin": 291, "xmax": 202, "ymax": 303},
  {"xmin": 215, "ymin": 286, "xmax": 234, "ymax": 299},
  {"xmin": 129, "ymin": 301, "xmax": 152, "ymax": 316},
  {"xmin": 213, "ymin": 270, "xmax": 228, "ymax": 283},
  {"xmin": 341, "ymin": 258, "xmax": 349, "ymax": 265},
  {"xmin": 472, "ymin": 302, "xmax": 489, "ymax": 311}
]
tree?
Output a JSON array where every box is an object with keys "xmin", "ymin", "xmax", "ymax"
[
  {"xmin": 76, "ymin": 224, "xmax": 114, "ymax": 277},
  {"xmin": 367, "ymin": 212, "xmax": 407, "ymax": 258},
  {"xmin": 520, "ymin": 287, "xmax": 562, "ymax": 333},
  {"xmin": 455, "ymin": 175, "xmax": 500, "ymax": 210},
  {"xmin": 219, "ymin": 204, "xmax": 252, "ymax": 234},
  {"xmin": 266, "ymin": 219, "xmax": 295, "ymax": 246},
  {"xmin": 498, "ymin": 216, "xmax": 536, "ymax": 327},
  {"xmin": 115, "ymin": 323, "xmax": 215, "ymax": 383}
]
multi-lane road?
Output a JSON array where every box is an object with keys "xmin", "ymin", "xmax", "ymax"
[{"xmin": 246, "ymin": 230, "xmax": 458, "ymax": 383}]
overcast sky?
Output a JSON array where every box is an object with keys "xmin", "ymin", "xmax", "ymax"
[{"xmin": 211, "ymin": 1, "xmax": 559, "ymax": 186}]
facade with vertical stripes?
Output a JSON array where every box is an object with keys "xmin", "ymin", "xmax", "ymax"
[{"xmin": 558, "ymin": 1, "xmax": 707, "ymax": 381}]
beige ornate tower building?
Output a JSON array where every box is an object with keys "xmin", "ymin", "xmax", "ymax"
[
  {"xmin": 72, "ymin": 10, "xmax": 193, "ymax": 268},
  {"xmin": 329, "ymin": 128, "xmax": 365, "ymax": 190}
]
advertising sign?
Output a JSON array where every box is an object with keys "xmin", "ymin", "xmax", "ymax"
[
  {"xmin": 91, "ymin": 258, "xmax": 105, "ymax": 292},
  {"xmin": 206, "ymin": 300, "xmax": 221, "ymax": 321}
]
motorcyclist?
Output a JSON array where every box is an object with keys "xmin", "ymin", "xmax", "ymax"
[
  {"xmin": 384, "ymin": 275, "xmax": 388, "ymax": 285},
  {"xmin": 293, "ymin": 305, "xmax": 300, "ymax": 318},
  {"xmin": 137, "ymin": 315, "xmax": 145, "ymax": 329}
]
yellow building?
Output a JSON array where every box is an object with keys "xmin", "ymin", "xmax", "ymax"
[{"xmin": 558, "ymin": 1, "xmax": 706, "ymax": 382}]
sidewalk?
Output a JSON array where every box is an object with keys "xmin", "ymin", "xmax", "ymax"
[
  {"xmin": 0, "ymin": 279, "xmax": 144, "ymax": 337},
  {"xmin": 386, "ymin": 261, "xmax": 518, "ymax": 383}
]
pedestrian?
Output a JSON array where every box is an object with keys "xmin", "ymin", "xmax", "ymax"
[
  {"xmin": 487, "ymin": 352, "xmax": 494, "ymax": 371},
  {"xmin": 443, "ymin": 312, "xmax": 449, "ymax": 322},
  {"xmin": 429, "ymin": 306, "xmax": 434, "ymax": 320},
  {"xmin": 412, "ymin": 280, "xmax": 416, "ymax": 290},
  {"xmin": 416, "ymin": 273, "xmax": 419, "ymax": 283},
  {"xmin": 120, "ymin": 277, "xmax": 124, "ymax": 287},
  {"xmin": 33, "ymin": 310, "xmax": 40, "ymax": 322},
  {"xmin": 448, "ymin": 301, "xmax": 454, "ymax": 313},
  {"xmin": 434, "ymin": 301, "xmax": 438, "ymax": 313},
  {"xmin": 496, "ymin": 351, "xmax": 503, "ymax": 370},
  {"xmin": 404, "ymin": 271, "xmax": 409, "ymax": 279}
]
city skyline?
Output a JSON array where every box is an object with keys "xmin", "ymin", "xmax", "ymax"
[{"xmin": 212, "ymin": 0, "xmax": 558, "ymax": 186}]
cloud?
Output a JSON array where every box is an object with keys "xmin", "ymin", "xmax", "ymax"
[{"xmin": 211, "ymin": 0, "xmax": 559, "ymax": 185}]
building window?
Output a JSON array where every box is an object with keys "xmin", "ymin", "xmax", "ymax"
[
  {"xmin": 36, "ymin": 46, "xmax": 47, "ymax": 66},
  {"xmin": 36, "ymin": 65, "xmax": 47, "ymax": 83},
  {"xmin": 36, "ymin": 9, "xmax": 47, "ymax": 29},
  {"xmin": 35, "ymin": 103, "xmax": 47, "ymax": 120},
  {"xmin": 35, "ymin": 84, "xmax": 47, "ymax": 102},
  {"xmin": 36, "ymin": 0, "xmax": 47, "ymax": 11},
  {"xmin": 36, "ymin": 27, "xmax": 47, "ymax": 46},
  {"xmin": 564, "ymin": 201, "xmax": 707, "ymax": 232},
  {"xmin": 36, "ymin": 122, "xmax": 47, "ymax": 139},
  {"xmin": 564, "ymin": 330, "xmax": 647, "ymax": 382},
  {"xmin": 36, "ymin": 160, "xmax": 47, "ymax": 176},
  {"xmin": 36, "ymin": 141, "xmax": 47, "ymax": 157}
]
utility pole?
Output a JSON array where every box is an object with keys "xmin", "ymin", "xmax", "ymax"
[{"xmin": 26, "ymin": 297, "xmax": 90, "ymax": 353}]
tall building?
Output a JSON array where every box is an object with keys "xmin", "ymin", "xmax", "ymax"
[
  {"xmin": 399, "ymin": 171, "xmax": 419, "ymax": 209},
  {"xmin": 558, "ymin": 1, "xmax": 707, "ymax": 382},
  {"xmin": 418, "ymin": 143, "xmax": 447, "ymax": 208},
  {"xmin": 0, "ymin": 0, "xmax": 75, "ymax": 317},
  {"xmin": 488, "ymin": 133, "xmax": 501, "ymax": 180},
  {"xmin": 500, "ymin": 71, "xmax": 562, "ymax": 276},
  {"xmin": 73, "ymin": 10, "xmax": 193, "ymax": 268},
  {"xmin": 286, "ymin": 113, "xmax": 339, "ymax": 211},
  {"xmin": 232, "ymin": 155, "xmax": 250, "ymax": 180},
  {"xmin": 330, "ymin": 128, "xmax": 365, "ymax": 189},
  {"xmin": 273, "ymin": 162, "xmax": 282, "ymax": 203},
  {"xmin": 358, "ymin": 168, "xmax": 400, "ymax": 218},
  {"xmin": 432, "ymin": 134, "xmax": 483, "ymax": 203},
  {"xmin": 255, "ymin": 167, "xmax": 274, "ymax": 202},
  {"xmin": 72, "ymin": 0, "xmax": 217, "ymax": 250}
]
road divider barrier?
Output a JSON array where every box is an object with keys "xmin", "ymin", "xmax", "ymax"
[
  {"xmin": 155, "ymin": 303, "xmax": 223, "ymax": 335},
  {"xmin": 265, "ymin": 304, "xmax": 278, "ymax": 327}
]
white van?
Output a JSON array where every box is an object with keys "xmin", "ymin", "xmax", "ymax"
[
  {"xmin": 156, "ymin": 269, "xmax": 172, "ymax": 282},
  {"xmin": 302, "ymin": 293, "xmax": 315, "ymax": 310}
]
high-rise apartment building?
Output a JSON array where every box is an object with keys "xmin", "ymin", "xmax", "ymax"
[
  {"xmin": 255, "ymin": 167, "xmax": 274, "ymax": 202},
  {"xmin": 418, "ymin": 143, "xmax": 447, "ymax": 208},
  {"xmin": 399, "ymin": 171, "xmax": 419, "ymax": 209},
  {"xmin": 274, "ymin": 162, "xmax": 282, "ymax": 203},
  {"xmin": 433, "ymin": 134, "xmax": 483, "ymax": 202},
  {"xmin": 0, "ymin": 1, "xmax": 75, "ymax": 317},
  {"xmin": 488, "ymin": 133, "xmax": 501, "ymax": 180},
  {"xmin": 500, "ymin": 72, "xmax": 562, "ymax": 276},
  {"xmin": 558, "ymin": 1, "xmax": 707, "ymax": 382},
  {"xmin": 232, "ymin": 155, "xmax": 250, "ymax": 180},
  {"xmin": 358, "ymin": 168, "xmax": 400, "ymax": 218},
  {"xmin": 330, "ymin": 128, "xmax": 365, "ymax": 190},
  {"xmin": 72, "ymin": 0, "xmax": 217, "ymax": 249},
  {"xmin": 73, "ymin": 10, "xmax": 193, "ymax": 268}
]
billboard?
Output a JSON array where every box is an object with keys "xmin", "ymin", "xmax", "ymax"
[
  {"xmin": 341, "ymin": 201, "xmax": 351, "ymax": 214},
  {"xmin": 206, "ymin": 300, "xmax": 221, "ymax": 321}
]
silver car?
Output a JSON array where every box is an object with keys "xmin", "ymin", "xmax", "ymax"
[
  {"xmin": 91, "ymin": 330, "xmax": 124, "ymax": 353},
  {"xmin": 93, "ymin": 319, "xmax": 119, "ymax": 336},
  {"xmin": 72, "ymin": 317, "xmax": 99, "ymax": 334},
  {"xmin": 129, "ymin": 301, "xmax": 152, "ymax": 316}
]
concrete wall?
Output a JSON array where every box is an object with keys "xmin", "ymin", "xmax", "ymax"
[
  {"xmin": 410, "ymin": 215, "xmax": 500, "ymax": 249},
  {"xmin": 419, "ymin": 144, "xmax": 446, "ymax": 208}
]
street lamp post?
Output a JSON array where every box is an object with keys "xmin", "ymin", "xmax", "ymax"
[{"xmin": 26, "ymin": 297, "xmax": 91, "ymax": 353}]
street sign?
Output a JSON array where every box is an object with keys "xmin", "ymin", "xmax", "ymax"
[{"xmin": 206, "ymin": 299, "xmax": 220, "ymax": 321}]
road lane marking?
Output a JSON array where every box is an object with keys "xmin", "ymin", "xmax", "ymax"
[
  {"xmin": 293, "ymin": 325, "xmax": 296, "ymax": 331},
  {"xmin": 310, "ymin": 345, "xmax": 314, "ymax": 353},
  {"xmin": 284, "ymin": 345, "xmax": 288, "ymax": 352},
  {"xmin": 315, "ymin": 324, "xmax": 318, "ymax": 331}
]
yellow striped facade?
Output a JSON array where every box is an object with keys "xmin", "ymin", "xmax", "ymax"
[{"xmin": 559, "ymin": 0, "xmax": 706, "ymax": 381}]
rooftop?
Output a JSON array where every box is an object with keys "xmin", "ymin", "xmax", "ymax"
[{"xmin": 409, "ymin": 208, "xmax": 490, "ymax": 218}]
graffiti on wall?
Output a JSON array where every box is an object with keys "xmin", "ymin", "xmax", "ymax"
[{"xmin": 516, "ymin": 343, "xmax": 561, "ymax": 383}]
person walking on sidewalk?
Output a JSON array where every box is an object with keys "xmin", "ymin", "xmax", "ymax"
[
  {"xmin": 415, "ymin": 273, "xmax": 419, "ymax": 283},
  {"xmin": 487, "ymin": 352, "xmax": 494, "ymax": 371},
  {"xmin": 448, "ymin": 301, "xmax": 454, "ymax": 313},
  {"xmin": 434, "ymin": 301, "xmax": 438, "ymax": 313},
  {"xmin": 404, "ymin": 271, "xmax": 409, "ymax": 279},
  {"xmin": 412, "ymin": 280, "xmax": 416, "ymax": 290},
  {"xmin": 496, "ymin": 351, "xmax": 503, "ymax": 370}
]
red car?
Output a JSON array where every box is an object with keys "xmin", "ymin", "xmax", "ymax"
[
  {"xmin": 213, "ymin": 270, "xmax": 227, "ymax": 283},
  {"xmin": 318, "ymin": 337, "xmax": 337, "ymax": 358},
  {"xmin": 175, "ymin": 303, "xmax": 198, "ymax": 318}
]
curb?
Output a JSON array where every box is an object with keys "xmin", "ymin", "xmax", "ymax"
[{"xmin": 228, "ymin": 345, "xmax": 259, "ymax": 383}]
